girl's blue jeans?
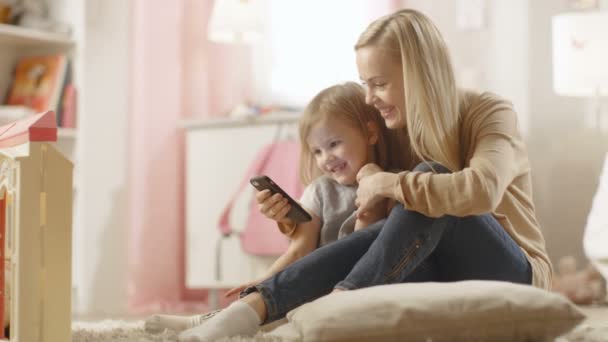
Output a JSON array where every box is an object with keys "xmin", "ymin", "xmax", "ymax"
[{"xmin": 241, "ymin": 162, "xmax": 532, "ymax": 323}]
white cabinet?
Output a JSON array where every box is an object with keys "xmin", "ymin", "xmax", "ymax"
[{"xmin": 182, "ymin": 114, "xmax": 298, "ymax": 295}]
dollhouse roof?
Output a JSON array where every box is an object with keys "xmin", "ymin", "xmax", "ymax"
[{"xmin": 0, "ymin": 111, "xmax": 57, "ymax": 148}]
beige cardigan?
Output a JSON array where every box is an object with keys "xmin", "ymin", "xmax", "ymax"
[{"xmin": 393, "ymin": 91, "xmax": 552, "ymax": 289}]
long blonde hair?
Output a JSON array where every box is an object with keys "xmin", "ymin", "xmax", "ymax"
[
  {"xmin": 355, "ymin": 9, "xmax": 461, "ymax": 171},
  {"xmin": 298, "ymin": 82, "xmax": 405, "ymax": 185}
]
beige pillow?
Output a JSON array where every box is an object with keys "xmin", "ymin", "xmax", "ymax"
[{"xmin": 286, "ymin": 281, "xmax": 585, "ymax": 342}]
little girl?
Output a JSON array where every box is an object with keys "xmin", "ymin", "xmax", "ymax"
[
  {"xmin": 145, "ymin": 82, "xmax": 405, "ymax": 339},
  {"xmin": 225, "ymin": 81, "xmax": 404, "ymax": 297}
]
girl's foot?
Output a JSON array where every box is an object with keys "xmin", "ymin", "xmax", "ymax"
[
  {"xmin": 144, "ymin": 310, "xmax": 221, "ymax": 333},
  {"xmin": 178, "ymin": 301, "xmax": 261, "ymax": 341}
]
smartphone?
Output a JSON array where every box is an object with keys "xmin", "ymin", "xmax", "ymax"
[{"xmin": 250, "ymin": 175, "xmax": 312, "ymax": 223}]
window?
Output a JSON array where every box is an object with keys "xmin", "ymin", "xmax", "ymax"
[{"xmin": 258, "ymin": 0, "xmax": 394, "ymax": 107}]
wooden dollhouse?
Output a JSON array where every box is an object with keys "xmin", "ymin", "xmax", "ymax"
[{"xmin": 0, "ymin": 111, "xmax": 72, "ymax": 341}]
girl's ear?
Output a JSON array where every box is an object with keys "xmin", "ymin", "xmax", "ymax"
[{"xmin": 366, "ymin": 121, "xmax": 379, "ymax": 145}]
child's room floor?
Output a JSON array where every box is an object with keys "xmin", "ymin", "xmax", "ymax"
[
  {"xmin": 70, "ymin": 305, "xmax": 608, "ymax": 342},
  {"xmin": 557, "ymin": 305, "xmax": 608, "ymax": 342},
  {"xmin": 71, "ymin": 319, "xmax": 277, "ymax": 342}
]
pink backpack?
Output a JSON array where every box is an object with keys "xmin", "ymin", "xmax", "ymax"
[{"xmin": 218, "ymin": 140, "xmax": 304, "ymax": 256}]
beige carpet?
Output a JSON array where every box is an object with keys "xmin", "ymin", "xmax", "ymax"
[
  {"xmin": 71, "ymin": 319, "xmax": 287, "ymax": 342},
  {"xmin": 72, "ymin": 306, "xmax": 608, "ymax": 342},
  {"xmin": 556, "ymin": 306, "xmax": 608, "ymax": 342}
]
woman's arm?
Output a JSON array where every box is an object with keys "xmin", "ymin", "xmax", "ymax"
[
  {"xmin": 354, "ymin": 197, "xmax": 391, "ymax": 231},
  {"xmin": 354, "ymin": 163, "xmax": 401, "ymax": 217},
  {"xmin": 387, "ymin": 96, "xmax": 523, "ymax": 217},
  {"xmin": 357, "ymin": 95, "xmax": 524, "ymax": 218}
]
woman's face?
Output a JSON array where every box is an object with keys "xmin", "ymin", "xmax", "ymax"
[{"xmin": 356, "ymin": 46, "xmax": 406, "ymax": 129}]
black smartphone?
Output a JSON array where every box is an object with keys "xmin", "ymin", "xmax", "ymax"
[{"xmin": 250, "ymin": 175, "xmax": 312, "ymax": 223}]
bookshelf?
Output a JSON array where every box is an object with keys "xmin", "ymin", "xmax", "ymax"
[
  {"xmin": 0, "ymin": 24, "xmax": 78, "ymax": 160},
  {"xmin": 0, "ymin": 3, "xmax": 84, "ymax": 316},
  {"xmin": 58, "ymin": 128, "xmax": 78, "ymax": 139},
  {"xmin": 0, "ymin": 23, "xmax": 75, "ymax": 47}
]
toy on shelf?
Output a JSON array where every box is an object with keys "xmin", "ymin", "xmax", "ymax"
[{"xmin": 0, "ymin": 110, "xmax": 72, "ymax": 341}]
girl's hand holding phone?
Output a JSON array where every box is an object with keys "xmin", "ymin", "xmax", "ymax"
[{"xmin": 255, "ymin": 189, "xmax": 295, "ymax": 226}]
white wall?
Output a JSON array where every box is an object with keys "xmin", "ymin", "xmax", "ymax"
[
  {"xmin": 404, "ymin": 0, "xmax": 529, "ymax": 133},
  {"xmin": 486, "ymin": 0, "xmax": 529, "ymax": 134},
  {"xmin": 75, "ymin": 0, "xmax": 131, "ymax": 316},
  {"xmin": 527, "ymin": 0, "xmax": 608, "ymax": 265}
]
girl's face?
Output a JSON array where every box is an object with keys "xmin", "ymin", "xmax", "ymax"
[
  {"xmin": 306, "ymin": 117, "xmax": 371, "ymax": 185},
  {"xmin": 356, "ymin": 46, "xmax": 406, "ymax": 129}
]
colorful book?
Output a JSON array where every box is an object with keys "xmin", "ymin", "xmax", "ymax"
[
  {"xmin": 5, "ymin": 55, "xmax": 69, "ymax": 116},
  {"xmin": 59, "ymin": 83, "xmax": 77, "ymax": 128}
]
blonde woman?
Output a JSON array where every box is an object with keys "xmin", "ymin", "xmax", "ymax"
[{"xmin": 178, "ymin": 9, "xmax": 552, "ymax": 342}]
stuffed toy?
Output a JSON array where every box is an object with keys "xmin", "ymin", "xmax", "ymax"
[{"xmin": 552, "ymin": 255, "xmax": 606, "ymax": 305}]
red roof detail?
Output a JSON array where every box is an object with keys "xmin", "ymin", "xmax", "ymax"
[{"xmin": 0, "ymin": 111, "xmax": 57, "ymax": 148}]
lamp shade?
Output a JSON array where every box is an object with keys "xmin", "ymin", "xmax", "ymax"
[
  {"xmin": 208, "ymin": 0, "xmax": 264, "ymax": 44},
  {"xmin": 552, "ymin": 12, "xmax": 608, "ymax": 97}
]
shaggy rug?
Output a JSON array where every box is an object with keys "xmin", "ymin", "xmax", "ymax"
[
  {"xmin": 71, "ymin": 320, "xmax": 285, "ymax": 342},
  {"xmin": 71, "ymin": 306, "xmax": 608, "ymax": 342}
]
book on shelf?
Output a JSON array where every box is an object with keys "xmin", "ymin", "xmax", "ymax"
[
  {"xmin": 59, "ymin": 83, "xmax": 77, "ymax": 128},
  {"xmin": 56, "ymin": 59, "xmax": 76, "ymax": 128},
  {"xmin": 4, "ymin": 54, "xmax": 74, "ymax": 127}
]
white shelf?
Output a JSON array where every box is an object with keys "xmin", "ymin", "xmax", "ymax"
[
  {"xmin": 58, "ymin": 128, "xmax": 77, "ymax": 139},
  {"xmin": 179, "ymin": 112, "xmax": 301, "ymax": 131},
  {"xmin": 0, "ymin": 23, "xmax": 75, "ymax": 48}
]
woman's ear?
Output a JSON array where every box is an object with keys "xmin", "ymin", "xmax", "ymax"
[{"xmin": 366, "ymin": 121, "xmax": 379, "ymax": 145}]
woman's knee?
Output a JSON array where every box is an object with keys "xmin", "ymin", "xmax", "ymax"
[{"xmin": 413, "ymin": 161, "xmax": 450, "ymax": 174}]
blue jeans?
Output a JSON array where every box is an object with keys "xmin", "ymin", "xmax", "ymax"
[{"xmin": 242, "ymin": 162, "xmax": 532, "ymax": 323}]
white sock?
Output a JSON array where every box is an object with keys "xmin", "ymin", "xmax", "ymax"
[
  {"xmin": 178, "ymin": 301, "xmax": 261, "ymax": 342},
  {"xmin": 144, "ymin": 310, "xmax": 220, "ymax": 333}
]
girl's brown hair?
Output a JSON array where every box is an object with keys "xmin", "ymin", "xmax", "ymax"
[{"xmin": 298, "ymin": 82, "xmax": 407, "ymax": 185}]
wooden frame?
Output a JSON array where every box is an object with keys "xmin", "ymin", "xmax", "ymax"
[{"xmin": 0, "ymin": 111, "xmax": 72, "ymax": 341}]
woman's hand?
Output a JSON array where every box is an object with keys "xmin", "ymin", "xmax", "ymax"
[
  {"xmin": 354, "ymin": 198, "xmax": 388, "ymax": 231},
  {"xmin": 357, "ymin": 163, "xmax": 382, "ymax": 181},
  {"xmin": 256, "ymin": 189, "xmax": 294, "ymax": 226},
  {"xmin": 355, "ymin": 163, "xmax": 385, "ymax": 217}
]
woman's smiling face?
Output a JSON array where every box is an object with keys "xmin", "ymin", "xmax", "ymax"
[{"xmin": 356, "ymin": 46, "xmax": 406, "ymax": 129}]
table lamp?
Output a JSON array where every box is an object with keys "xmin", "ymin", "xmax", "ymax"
[{"xmin": 208, "ymin": 0, "xmax": 263, "ymax": 44}]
